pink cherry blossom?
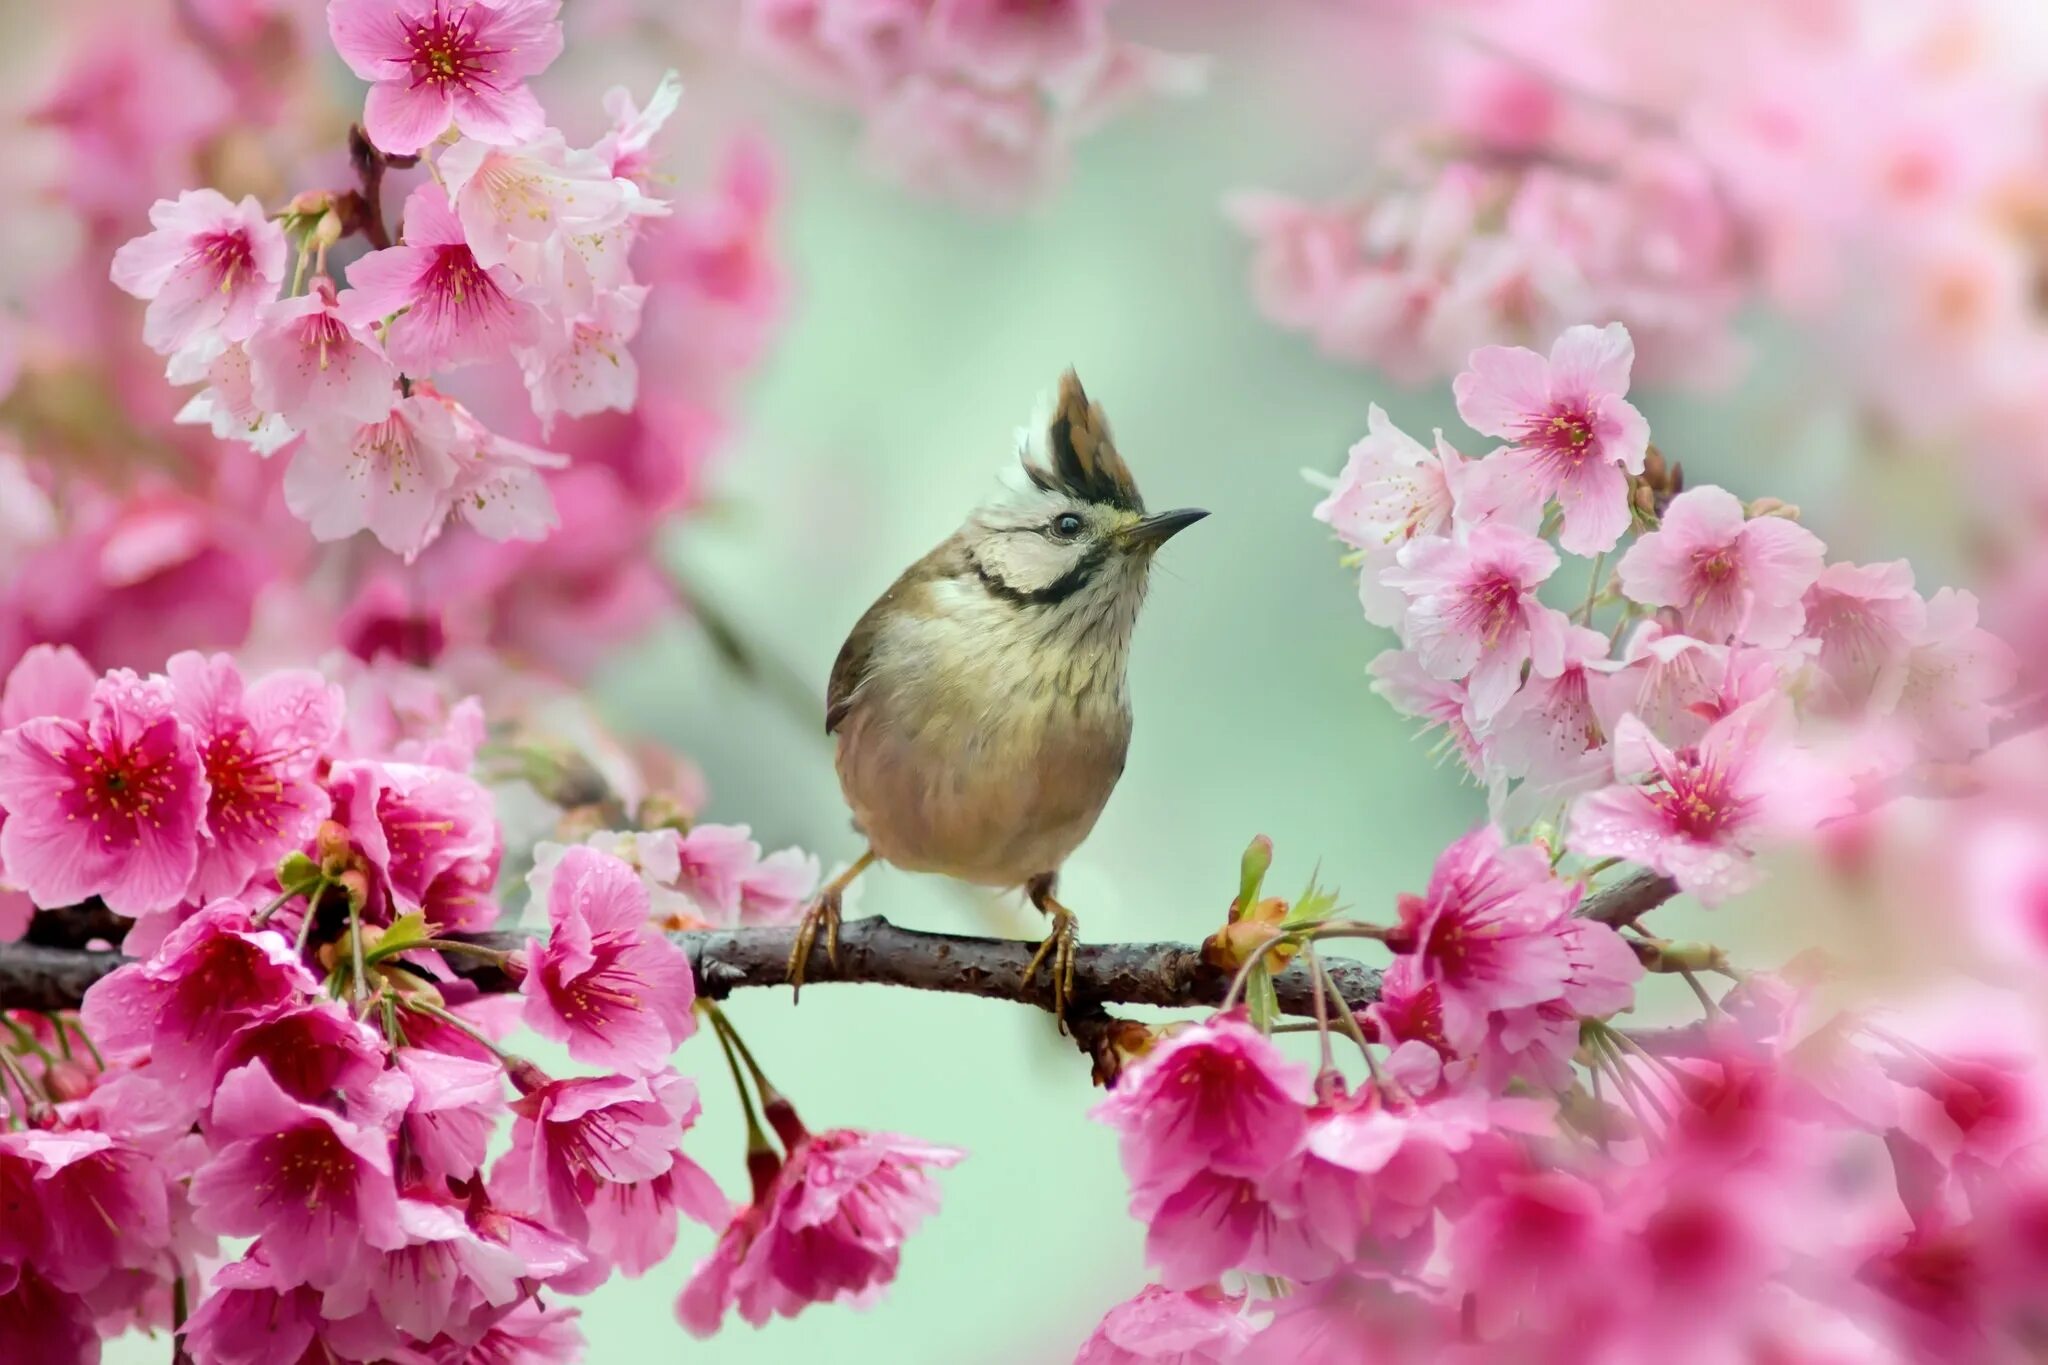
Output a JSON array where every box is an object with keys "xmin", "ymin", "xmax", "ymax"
[
  {"xmin": 1486, "ymin": 623, "xmax": 1614, "ymax": 786},
  {"xmin": 521, "ymin": 844, "xmax": 696, "ymax": 1073},
  {"xmin": 1075, "ymin": 1285, "xmax": 1254, "ymax": 1365},
  {"xmin": 436, "ymin": 131, "xmax": 641, "ymax": 287},
  {"xmin": 1445, "ymin": 1169, "xmax": 1617, "ymax": 1340},
  {"xmin": 168, "ymin": 339, "xmax": 295, "ymax": 455},
  {"xmin": 392, "ymin": 1046, "xmax": 503, "ymax": 1184},
  {"xmin": 1591, "ymin": 622, "xmax": 1736, "ymax": 752},
  {"xmin": 110, "ymin": 189, "xmax": 286, "ymax": 355},
  {"xmin": 317, "ymin": 1194, "xmax": 527, "ymax": 1341},
  {"xmin": 1384, "ymin": 827, "xmax": 1579, "ymax": 1051},
  {"xmin": 1617, "ymin": 487, "xmax": 1826, "ymax": 647},
  {"xmin": 594, "ymin": 71, "xmax": 683, "ymax": 188},
  {"xmin": 339, "ymin": 182, "xmax": 543, "ymax": 375},
  {"xmin": 423, "ymin": 1300, "xmax": 584, "ymax": 1363},
  {"xmin": 1092, "ymin": 1010, "xmax": 1311, "ymax": 1201},
  {"xmin": 245, "ymin": 279, "xmax": 399, "ymax": 428},
  {"xmin": 739, "ymin": 846, "xmax": 821, "ymax": 926},
  {"xmin": 677, "ymin": 1122, "xmax": 964, "ymax": 1334},
  {"xmin": 1569, "ymin": 699, "xmax": 1855, "ymax": 905},
  {"xmin": 739, "ymin": 0, "xmax": 925, "ymax": 103},
  {"xmin": 441, "ymin": 392, "xmax": 566, "ymax": 543},
  {"xmin": 496, "ymin": 1069, "xmax": 709, "ymax": 1243},
  {"xmin": 326, "ymin": 758, "xmax": 500, "ymax": 930},
  {"xmin": 284, "ymin": 392, "xmax": 465, "ymax": 560},
  {"xmin": 168, "ymin": 651, "xmax": 342, "ymax": 902},
  {"xmin": 0, "ymin": 1262, "xmax": 97, "ymax": 1365},
  {"xmin": 191, "ymin": 1062, "xmax": 406, "ymax": 1285},
  {"xmin": 862, "ymin": 77, "xmax": 1064, "ymax": 213},
  {"xmin": 81, "ymin": 901, "xmax": 315, "ymax": 1086},
  {"xmin": 1223, "ymin": 193, "xmax": 1364, "ymax": 334},
  {"xmin": 179, "ymin": 1252, "xmax": 328, "ymax": 1365},
  {"xmin": 519, "ymin": 284, "xmax": 648, "ymax": 431},
  {"xmin": 1381, "ymin": 523, "xmax": 1571, "ymax": 717},
  {"xmin": 1312, "ymin": 408, "xmax": 1472, "ymax": 627},
  {"xmin": 1479, "ymin": 918, "xmax": 1643, "ymax": 1090},
  {"xmin": 1368, "ymin": 648, "xmax": 1485, "ymax": 779},
  {"xmin": 1244, "ymin": 1273, "xmax": 1451, "ymax": 1365},
  {"xmin": 327, "ymin": 0, "xmax": 565, "ymax": 156},
  {"xmin": 0, "ymin": 670, "xmax": 207, "ymax": 915},
  {"xmin": 928, "ymin": 0, "xmax": 1108, "ymax": 87},
  {"xmin": 210, "ymin": 1002, "xmax": 389, "ymax": 1113},
  {"xmin": 1141, "ymin": 1166, "xmax": 1335, "ymax": 1290},
  {"xmin": 1801, "ymin": 560, "xmax": 1927, "ymax": 714},
  {"xmin": 16, "ymin": 1128, "xmax": 173, "ymax": 1294},
  {"xmin": 1878, "ymin": 587, "xmax": 2017, "ymax": 761},
  {"xmin": 1453, "ymin": 322, "xmax": 1650, "ymax": 555}
]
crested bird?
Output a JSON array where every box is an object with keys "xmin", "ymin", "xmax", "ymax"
[{"xmin": 788, "ymin": 370, "xmax": 1207, "ymax": 1019}]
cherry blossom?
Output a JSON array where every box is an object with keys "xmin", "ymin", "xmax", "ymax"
[
  {"xmin": 284, "ymin": 392, "xmax": 466, "ymax": 559},
  {"xmin": 244, "ymin": 279, "xmax": 400, "ymax": 429},
  {"xmin": 1452, "ymin": 322, "xmax": 1650, "ymax": 555},
  {"xmin": 110, "ymin": 189, "xmax": 286, "ymax": 356},
  {"xmin": 1617, "ymin": 487, "xmax": 1826, "ymax": 647},
  {"xmin": 1570, "ymin": 700, "xmax": 1854, "ymax": 905},
  {"xmin": 1311, "ymin": 408, "xmax": 1472, "ymax": 627},
  {"xmin": 328, "ymin": 0, "xmax": 566, "ymax": 157},
  {"xmin": 1381, "ymin": 523, "xmax": 1570, "ymax": 717},
  {"xmin": 1075, "ymin": 1285, "xmax": 1254, "ymax": 1365}
]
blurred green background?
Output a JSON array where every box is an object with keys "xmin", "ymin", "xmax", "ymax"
[{"xmin": 104, "ymin": 8, "xmax": 1973, "ymax": 1362}]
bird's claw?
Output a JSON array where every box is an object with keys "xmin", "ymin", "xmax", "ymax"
[
  {"xmin": 1022, "ymin": 908, "xmax": 1080, "ymax": 1029},
  {"xmin": 785, "ymin": 888, "xmax": 843, "ymax": 1002}
]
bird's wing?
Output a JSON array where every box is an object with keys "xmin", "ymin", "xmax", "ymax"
[{"xmin": 825, "ymin": 538, "xmax": 965, "ymax": 735}]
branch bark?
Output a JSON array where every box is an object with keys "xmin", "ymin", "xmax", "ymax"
[{"xmin": 0, "ymin": 874, "xmax": 1676, "ymax": 1017}]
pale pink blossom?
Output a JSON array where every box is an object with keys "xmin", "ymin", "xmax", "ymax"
[
  {"xmin": 168, "ymin": 651, "xmax": 342, "ymax": 901},
  {"xmin": 168, "ymin": 339, "xmax": 295, "ymax": 454},
  {"xmin": 0, "ymin": 670, "xmax": 207, "ymax": 915},
  {"xmin": 521, "ymin": 845, "xmax": 695, "ymax": 1073},
  {"xmin": 1570, "ymin": 699, "xmax": 1854, "ymax": 905},
  {"xmin": 1385, "ymin": 827, "xmax": 1580, "ymax": 1050},
  {"xmin": 594, "ymin": 71, "xmax": 683, "ymax": 188},
  {"xmin": 1800, "ymin": 560, "xmax": 1926, "ymax": 714},
  {"xmin": 441, "ymin": 392, "xmax": 565, "ymax": 543},
  {"xmin": 340, "ymin": 182, "xmax": 543, "ymax": 374},
  {"xmin": 1617, "ymin": 487, "xmax": 1826, "ymax": 647},
  {"xmin": 245, "ymin": 279, "xmax": 399, "ymax": 428},
  {"xmin": 1381, "ymin": 524, "xmax": 1570, "ymax": 717},
  {"xmin": 437, "ymin": 131, "xmax": 641, "ymax": 288},
  {"xmin": 284, "ymin": 392, "xmax": 465, "ymax": 560},
  {"xmin": 739, "ymin": 846, "xmax": 822, "ymax": 926},
  {"xmin": 1223, "ymin": 193, "xmax": 1364, "ymax": 333},
  {"xmin": 1311, "ymin": 407, "xmax": 1470, "ymax": 627},
  {"xmin": 1487, "ymin": 623, "xmax": 1614, "ymax": 786},
  {"xmin": 518, "ymin": 284, "xmax": 647, "ymax": 431},
  {"xmin": 928, "ymin": 0, "xmax": 1108, "ymax": 87},
  {"xmin": 740, "ymin": 0, "xmax": 925, "ymax": 102},
  {"xmin": 191, "ymin": 1062, "xmax": 406, "ymax": 1285},
  {"xmin": 1453, "ymin": 322, "xmax": 1650, "ymax": 555},
  {"xmin": 1877, "ymin": 587, "xmax": 2016, "ymax": 761},
  {"xmin": 110, "ymin": 189, "xmax": 286, "ymax": 355},
  {"xmin": 863, "ymin": 77, "xmax": 1064, "ymax": 212},
  {"xmin": 1368, "ymin": 647, "xmax": 1485, "ymax": 779},
  {"xmin": 677, "ymin": 1121, "xmax": 964, "ymax": 1334},
  {"xmin": 1591, "ymin": 621, "xmax": 1735, "ymax": 751},
  {"xmin": 327, "ymin": 0, "xmax": 565, "ymax": 156},
  {"xmin": 1479, "ymin": 917, "xmax": 1643, "ymax": 1090},
  {"xmin": 1075, "ymin": 1285, "xmax": 1254, "ymax": 1365},
  {"xmin": 1092, "ymin": 1010, "xmax": 1310, "ymax": 1201}
]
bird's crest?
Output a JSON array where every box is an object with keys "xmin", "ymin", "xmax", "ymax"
[{"xmin": 1019, "ymin": 370, "xmax": 1145, "ymax": 513}]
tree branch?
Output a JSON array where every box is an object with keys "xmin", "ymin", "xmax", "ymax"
[{"xmin": 0, "ymin": 873, "xmax": 1676, "ymax": 1018}]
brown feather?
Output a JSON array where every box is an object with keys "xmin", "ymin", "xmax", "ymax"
[
  {"xmin": 1033, "ymin": 369, "xmax": 1144, "ymax": 512},
  {"xmin": 825, "ymin": 538, "xmax": 968, "ymax": 734}
]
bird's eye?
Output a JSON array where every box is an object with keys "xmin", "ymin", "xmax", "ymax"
[{"xmin": 1052, "ymin": 513, "xmax": 1084, "ymax": 538}]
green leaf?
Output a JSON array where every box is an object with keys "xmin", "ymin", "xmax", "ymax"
[
  {"xmin": 1284, "ymin": 869, "xmax": 1340, "ymax": 929},
  {"xmin": 364, "ymin": 911, "xmax": 431, "ymax": 965},
  {"xmin": 1236, "ymin": 836, "xmax": 1273, "ymax": 918}
]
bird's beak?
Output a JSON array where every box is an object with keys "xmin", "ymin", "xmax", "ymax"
[{"xmin": 1122, "ymin": 508, "xmax": 1209, "ymax": 551}]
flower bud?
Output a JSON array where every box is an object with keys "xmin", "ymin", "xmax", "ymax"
[
  {"xmin": 284, "ymin": 188, "xmax": 335, "ymax": 218},
  {"xmin": 1745, "ymin": 496, "xmax": 1801, "ymax": 521},
  {"xmin": 315, "ymin": 820, "xmax": 353, "ymax": 874},
  {"xmin": 336, "ymin": 869, "xmax": 371, "ymax": 911},
  {"xmin": 636, "ymin": 791, "xmax": 694, "ymax": 834},
  {"xmin": 1235, "ymin": 835, "xmax": 1274, "ymax": 919},
  {"xmin": 506, "ymin": 1058, "xmax": 552, "ymax": 1097},
  {"xmin": 1202, "ymin": 911, "xmax": 1297, "ymax": 973},
  {"xmin": 762, "ymin": 1096, "xmax": 809, "ymax": 1151},
  {"xmin": 42, "ymin": 1059, "xmax": 97, "ymax": 1103},
  {"xmin": 276, "ymin": 850, "xmax": 320, "ymax": 891}
]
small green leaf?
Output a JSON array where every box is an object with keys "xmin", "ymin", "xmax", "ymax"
[
  {"xmin": 364, "ymin": 911, "xmax": 431, "ymax": 965},
  {"xmin": 1285, "ymin": 869, "xmax": 1340, "ymax": 929},
  {"xmin": 1236, "ymin": 836, "xmax": 1274, "ymax": 918}
]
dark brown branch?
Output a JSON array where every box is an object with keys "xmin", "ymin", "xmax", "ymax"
[
  {"xmin": 0, "ymin": 916, "xmax": 1380, "ymax": 1020},
  {"xmin": 1579, "ymin": 871, "xmax": 1679, "ymax": 929},
  {"xmin": 0, "ymin": 872, "xmax": 1678, "ymax": 1020}
]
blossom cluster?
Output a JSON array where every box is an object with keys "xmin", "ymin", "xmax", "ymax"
[
  {"xmin": 740, "ymin": 0, "xmax": 1202, "ymax": 209},
  {"xmin": 106, "ymin": 0, "xmax": 684, "ymax": 562},
  {"xmin": 1316, "ymin": 322, "xmax": 2015, "ymax": 906},
  {"xmin": 0, "ymin": 645, "xmax": 961, "ymax": 1361},
  {"xmin": 1063, "ymin": 319, "xmax": 2034, "ymax": 1361}
]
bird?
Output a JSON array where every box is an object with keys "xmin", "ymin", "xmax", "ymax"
[{"xmin": 787, "ymin": 369, "xmax": 1207, "ymax": 1020}]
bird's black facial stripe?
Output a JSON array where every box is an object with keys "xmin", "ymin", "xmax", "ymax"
[{"xmin": 974, "ymin": 543, "xmax": 1112, "ymax": 607}]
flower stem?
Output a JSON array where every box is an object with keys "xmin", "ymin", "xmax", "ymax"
[{"xmin": 706, "ymin": 1005, "xmax": 773, "ymax": 1155}]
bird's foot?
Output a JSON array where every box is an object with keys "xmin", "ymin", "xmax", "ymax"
[
  {"xmin": 784, "ymin": 887, "xmax": 843, "ymax": 1002},
  {"xmin": 1022, "ymin": 893, "xmax": 1080, "ymax": 1029}
]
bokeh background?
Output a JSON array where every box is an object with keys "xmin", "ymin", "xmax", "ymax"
[{"xmin": 0, "ymin": 0, "xmax": 2022, "ymax": 1360}]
